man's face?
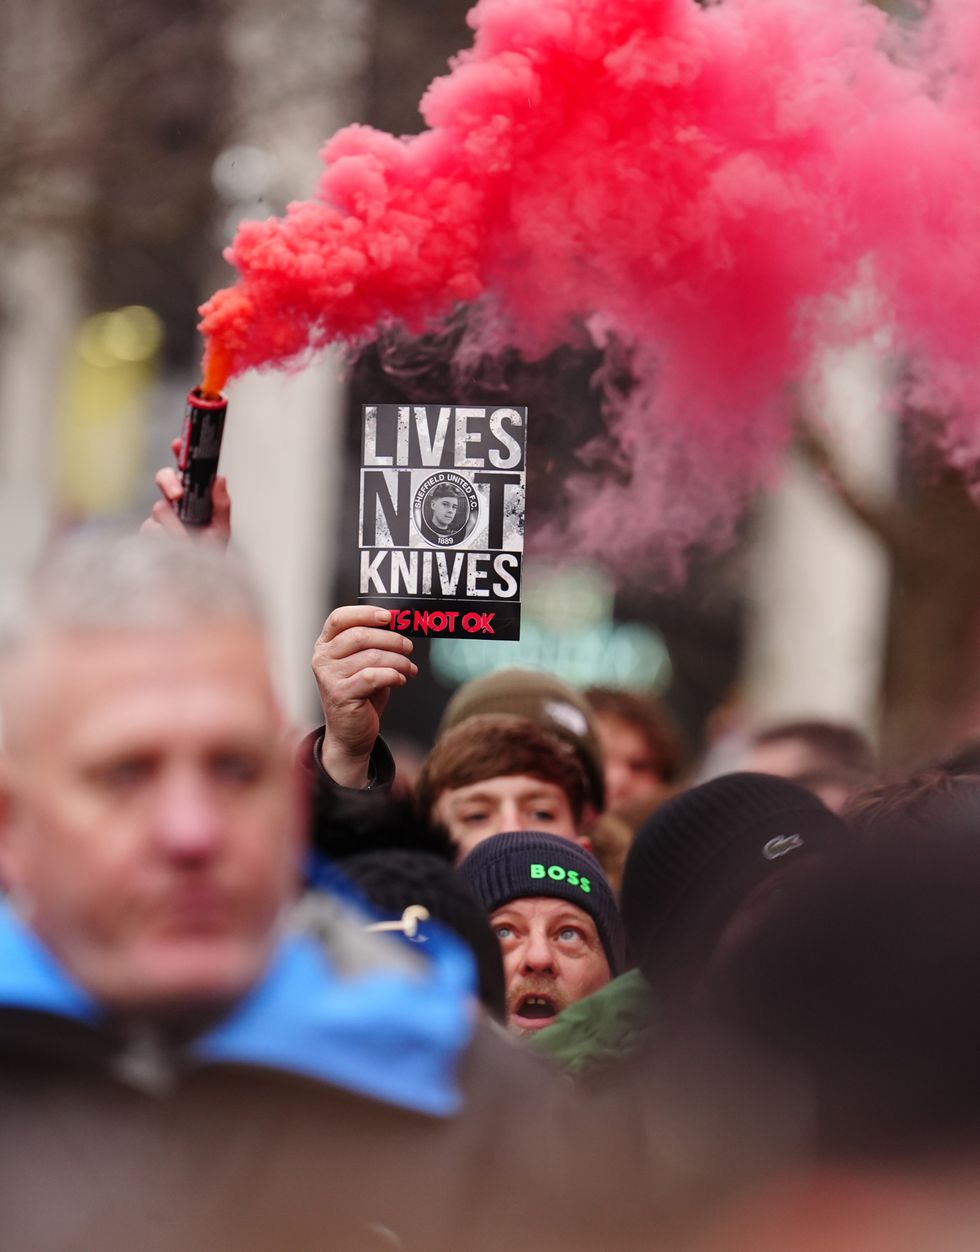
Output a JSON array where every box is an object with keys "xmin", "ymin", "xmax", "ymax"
[
  {"xmin": 490, "ymin": 897, "xmax": 611, "ymax": 1037},
  {"xmin": 742, "ymin": 738, "xmax": 850, "ymax": 813},
  {"xmin": 432, "ymin": 774, "xmax": 581, "ymax": 860},
  {"xmin": 595, "ymin": 713, "xmax": 666, "ymax": 812},
  {"xmin": 0, "ymin": 623, "xmax": 302, "ymax": 1021},
  {"xmin": 431, "ymin": 495, "xmax": 459, "ymax": 529}
]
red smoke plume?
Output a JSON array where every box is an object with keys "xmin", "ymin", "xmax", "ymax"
[{"xmin": 201, "ymin": 0, "xmax": 980, "ymax": 564}]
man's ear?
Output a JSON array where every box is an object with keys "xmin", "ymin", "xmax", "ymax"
[{"xmin": 574, "ymin": 802, "xmax": 599, "ymax": 855}]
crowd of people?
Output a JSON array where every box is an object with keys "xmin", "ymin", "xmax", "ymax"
[{"xmin": 1, "ymin": 472, "xmax": 979, "ymax": 1250}]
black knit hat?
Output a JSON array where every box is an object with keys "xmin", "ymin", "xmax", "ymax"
[
  {"xmin": 621, "ymin": 772, "xmax": 848, "ymax": 993},
  {"xmin": 457, "ymin": 832, "xmax": 625, "ymax": 975},
  {"xmin": 341, "ymin": 849, "xmax": 506, "ymax": 1022}
]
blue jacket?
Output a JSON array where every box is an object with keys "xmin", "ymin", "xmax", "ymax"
[{"xmin": 0, "ymin": 897, "xmax": 474, "ymax": 1117}]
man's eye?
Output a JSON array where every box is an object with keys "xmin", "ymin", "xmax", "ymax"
[
  {"xmin": 557, "ymin": 927, "xmax": 585, "ymax": 943},
  {"xmin": 90, "ymin": 758, "xmax": 154, "ymax": 790},
  {"xmin": 531, "ymin": 808, "xmax": 558, "ymax": 823},
  {"xmin": 494, "ymin": 925, "xmax": 515, "ymax": 940},
  {"xmin": 209, "ymin": 752, "xmax": 262, "ymax": 784},
  {"xmin": 459, "ymin": 810, "xmax": 488, "ymax": 825}
]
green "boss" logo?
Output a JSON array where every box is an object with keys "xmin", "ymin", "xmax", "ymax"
[{"xmin": 530, "ymin": 863, "xmax": 592, "ymax": 893}]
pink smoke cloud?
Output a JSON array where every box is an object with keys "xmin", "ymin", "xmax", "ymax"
[{"xmin": 200, "ymin": 0, "xmax": 980, "ymax": 567}]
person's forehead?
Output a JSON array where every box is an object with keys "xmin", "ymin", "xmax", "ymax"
[
  {"xmin": 491, "ymin": 896, "xmax": 596, "ymax": 930},
  {"xmin": 596, "ymin": 713, "xmax": 656, "ymax": 759},
  {"xmin": 743, "ymin": 736, "xmax": 816, "ymax": 779},
  {"xmin": 443, "ymin": 774, "xmax": 568, "ymax": 805},
  {"xmin": 7, "ymin": 622, "xmax": 279, "ymax": 756},
  {"xmin": 433, "ymin": 493, "xmax": 458, "ymax": 505}
]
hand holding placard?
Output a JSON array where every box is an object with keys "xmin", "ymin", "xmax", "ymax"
[{"xmin": 312, "ymin": 604, "xmax": 418, "ymax": 788}]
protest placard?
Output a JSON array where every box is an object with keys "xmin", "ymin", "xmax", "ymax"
[{"xmin": 357, "ymin": 404, "xmax": 526, "ymax": 640}]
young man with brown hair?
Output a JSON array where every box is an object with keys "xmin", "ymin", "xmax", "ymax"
[{"xmin": 415, "ymin": 713, "xmax": 592, "ymax": 858}]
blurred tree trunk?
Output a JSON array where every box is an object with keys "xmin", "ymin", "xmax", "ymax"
[
  {"xmin": 879, "ymin": 465, "xmax": 980, "ymax": 769},
  {"xmin": 80, "ymin": 0, "xmax": 231, "ymax": 369},
  {"xmin": 799, "ymin": 420, "xmax": 980, "ymax": 772}
]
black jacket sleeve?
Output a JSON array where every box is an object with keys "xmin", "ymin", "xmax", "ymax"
[{"xmin": 296, "ymin": 727, "xmax": 397, "ymax": 797}]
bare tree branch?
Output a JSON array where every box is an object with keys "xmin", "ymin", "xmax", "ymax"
[{"xmin": 794, "ymin": 413, "xmax": 907, "ymax": 554}]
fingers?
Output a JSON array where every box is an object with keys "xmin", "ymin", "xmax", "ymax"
[
  {"xmin": 313, "ymin": 613, "xmax": 417, "ymax": 691},
  {"xmin": 313, "ymin": 636, "xmax": 418, "ymax": 689},
  {"xmin": 322, "ymin": 624, "xmax": 414, "ymax": 662},
  {"xmin": 155, "ymin": 467, "xmax": 183, "ymax": 504},
  {"xmin": 143, "ymin": 498, "xmax": 190, "ymax": 540},
  {"xmin": 333, "ymin": 647, "xmax": 418, "ymax": 682},
  {"xmin": 317, "ymin": 607, "xmax": 415, "ymax": 663},
  {"xmin": 319, "ymin": 604, "xmax": 396, "ymax": 644},
  {"xmin": 148, "ymin": 465, "xmax": 231, "ymax": 548},
  {"xmin": 332, "ymin": 666, "xmax": 412, "ymax": 701}
]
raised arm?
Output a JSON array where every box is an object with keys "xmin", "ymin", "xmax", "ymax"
[{"xmin": 312, "ymin": 605, "xmax": 418, "ymax": 788}]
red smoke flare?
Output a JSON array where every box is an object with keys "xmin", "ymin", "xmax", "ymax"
[{"xmin": 201, "ymin": 0, "xmax": 980, "ymax": 565}]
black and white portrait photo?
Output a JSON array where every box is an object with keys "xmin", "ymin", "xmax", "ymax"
[{"xmin": 414, "ymin": 474, "xmax": 479, "ymax": 546}]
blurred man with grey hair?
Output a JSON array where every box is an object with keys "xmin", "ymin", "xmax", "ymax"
[
  {"xmin": 0, "ymin": 530, "xmax": 593, "ymax": 1252},
  {"xmin": 0, "ymin": 532, "xmax": 298, "ymax": 1024}
]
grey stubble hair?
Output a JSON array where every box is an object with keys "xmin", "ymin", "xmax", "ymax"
[{"xmin": 0, "ymin": 529, "xmax": 266, "ymax": 661}]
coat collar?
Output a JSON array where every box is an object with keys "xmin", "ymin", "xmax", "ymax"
[{"xmin": 0, "ymin": 901, "xmax": 474, "ymax": 1117}]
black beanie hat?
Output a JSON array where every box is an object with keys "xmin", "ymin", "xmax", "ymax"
[
  {"xmin": 457, "ymin": 832, "xmax": 625, "ymax": 975},
  {"xmin": 621, "ymin": 772, "xmax": 848, "ymax": 991},
  {"xmin": 341, "ymin": 849, "xmax": 506, "ymax": 1022}
]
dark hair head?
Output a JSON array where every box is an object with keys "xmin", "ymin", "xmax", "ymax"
[
  {"xmin": 585, "ymin": 686, "xmax": 685, "ymax": 783},
  {"xmin": 416, "ymin": 713, "xmax": 590, "ymax": 825},
  {"xmin": 844, "ymin": 769, "xmax": 980, "ymax": 846},
  {"xmin": 341, "ymin": 848, "xmax": 507, "ymax": 1021},
  {"xmin": 438, "ymin": 669, "xmax": 605, "ymax": 810},
  {"xmin": 311, "ymin": 791, "xmax": 457, "ymax": 864},
  {"xmin": 750, "ymin": 719, "xmax": 876, "ymax": 789}
]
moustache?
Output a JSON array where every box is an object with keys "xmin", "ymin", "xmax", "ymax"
[{"xmin": 506, "ymin": 978, "xmax": 570, "ymax": 1018}]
